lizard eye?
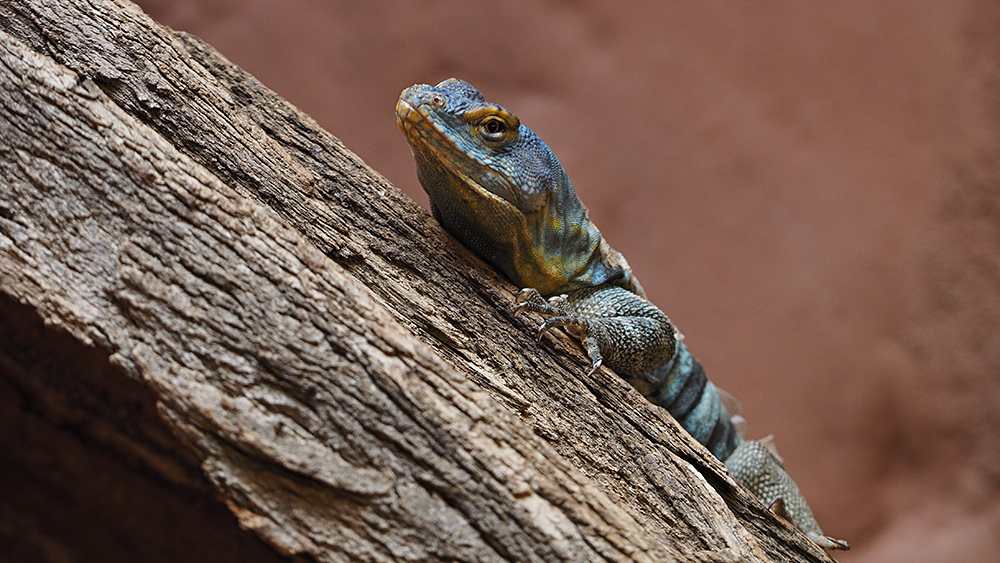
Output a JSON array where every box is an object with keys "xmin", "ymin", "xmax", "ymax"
[
  {"xmin": 468, "ymin": 107, "xmax": 519, "ymax": 146},
  {"xmin": 481, "ymin": 117, "xmax": 506, "ymax": 138},
  {"xmin": 479, "ymin": 116, "xmax": 515, "ymax": 146}
]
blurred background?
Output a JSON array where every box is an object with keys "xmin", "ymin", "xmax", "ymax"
[{"xmin": 132, "ymin": 1, "xmax": 1000, "ymax": 560}]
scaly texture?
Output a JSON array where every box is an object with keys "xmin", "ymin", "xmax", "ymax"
[{"xmin": 397, "ymin": 78, "xmax": 848, "ymax": 551}]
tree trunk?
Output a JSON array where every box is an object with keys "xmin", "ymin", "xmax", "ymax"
[{"xmin": 0, "ymin": 1, "xmax": 834, "ymax": 561}]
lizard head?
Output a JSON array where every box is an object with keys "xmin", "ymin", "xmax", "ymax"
[
  {"xmin": 397, "ymin": 79, "xmax": 642, "ymax": 296},
  {"xmin": 396, "ymin": 78, "xmax": 551, "ymax": 215}
]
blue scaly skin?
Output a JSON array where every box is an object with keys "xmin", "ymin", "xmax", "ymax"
[{"xmin": 397, "ymin": 78, "xmax": 848, "ymax": 551}]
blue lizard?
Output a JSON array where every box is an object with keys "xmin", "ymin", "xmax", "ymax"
[{"xmin": 397, "ymin": 78, "xmax": 848, "ymax": 551}]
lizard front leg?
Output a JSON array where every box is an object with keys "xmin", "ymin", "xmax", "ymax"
[{"xmin": 515, "ymin": 286, "xmax": 676, "ymax": 377}]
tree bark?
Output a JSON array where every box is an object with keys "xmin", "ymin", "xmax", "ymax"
[{"xmin": 0, "ymin": 1, "xmax": 833, "ymax": 562}]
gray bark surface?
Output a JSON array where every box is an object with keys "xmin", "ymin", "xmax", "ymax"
[{"xmin": 0, "ymin": 1, "xmax": 833, "ymax": 561}]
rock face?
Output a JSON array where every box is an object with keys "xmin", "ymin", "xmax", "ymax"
[{"xmin": 19, "ymin": 0, "xmax": 1000, "ymax": 560}]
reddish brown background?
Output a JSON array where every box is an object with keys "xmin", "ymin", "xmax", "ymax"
[{"xmin": 132, "ymin": 1, "xmax": 1000, "ymax": 560}]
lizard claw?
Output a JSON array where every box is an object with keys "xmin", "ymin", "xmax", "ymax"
[
  {"xmin": 584, "ymin": 334, "xmax": 604, "ymax": 376},
  {"xmin": 514, "ymin": 288, "xmax": 557, "ymax": 318},
  {"xmin": 516, "ymin": 287, "xmax": 541, "ymax": 303},
  {"xmin": 537, "ymin": 316, "xmax": 586, "ymax": 340},
  {"xmin": 537, "ymin": 318, "xmax": 606, "ymax": 376},
  {"xmin": 776, "ymin": 498, "xmax": 850, "ymax": 549},
  {"xmin": 811, "ymin": 534, "xmax": 851, "ymax": 551},
  {"xmin": 514, "ymin": 289, "xmax": 535, "ymax": 318},
  {"xmin": 536, "ymin": 317, "xmax": 562, "ymax": 340}
]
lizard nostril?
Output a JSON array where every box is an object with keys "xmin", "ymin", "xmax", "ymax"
[{"xmin": 431, "ymin": 94, "xmax": 444, "ymax": 107}]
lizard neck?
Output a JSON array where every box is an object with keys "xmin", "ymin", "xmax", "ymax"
[{"xmin": 416, "ymin": 148, "xmax": 623, "ymax": 295}]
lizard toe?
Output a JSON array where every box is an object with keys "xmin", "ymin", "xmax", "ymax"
[{"xmin": 516, "ymin": 287, "xmax": 544, "ymax": 304}]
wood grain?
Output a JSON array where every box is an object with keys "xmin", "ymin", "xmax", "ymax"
[{"xmin": 0, "ymin": 2, "xmax": 833, "ymax": 561}]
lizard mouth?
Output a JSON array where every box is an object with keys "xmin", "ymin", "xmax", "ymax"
[
  {"xmin": 396, "ymin": 94, "xmax": 523, "ymax": 221},
  {"xmin": 395, "ymin": 96, "xmax": 458, "ymax": 156},
  {"xmin": 396, "ymin": 93, "xmax": 494, "ymax": 182},
  {"xmin": 396, "ymin": 86, "xmax": 526, "ymax": 214},
  {"xmin": 394, "ymin": 96, "xmax": 417, "ymax": 128}
]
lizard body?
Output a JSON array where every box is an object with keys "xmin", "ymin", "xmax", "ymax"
[{"xmin": 397, "ymin": 78, "xmax": 848, "ymax": 551}]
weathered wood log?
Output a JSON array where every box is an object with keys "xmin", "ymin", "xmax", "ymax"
[{"xmin": 0, "ymin": 1, "xmax": 834, "ymax": 561}]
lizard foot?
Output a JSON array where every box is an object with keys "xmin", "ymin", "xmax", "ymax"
[
  {"xmin": 769, "ymin": 498, "xmax": 850, "ymax": 550},
  {"xmin": 537, "ymin": 316, "xmax": 604, "ymax": 375},
  {"xmin": 812, "ymin": 534, "xmax": 851, "ymax": 551},
  {"xmin": 726, "ymin": 440, "xmax": 850, "ymax": 551},
  {"xmin": 514, "ymin": 288, "xmax": 562, "ymax": 316},
  {"xmin": 514, "ymin": 289, "xmax": 605, "ymax": 375}
]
